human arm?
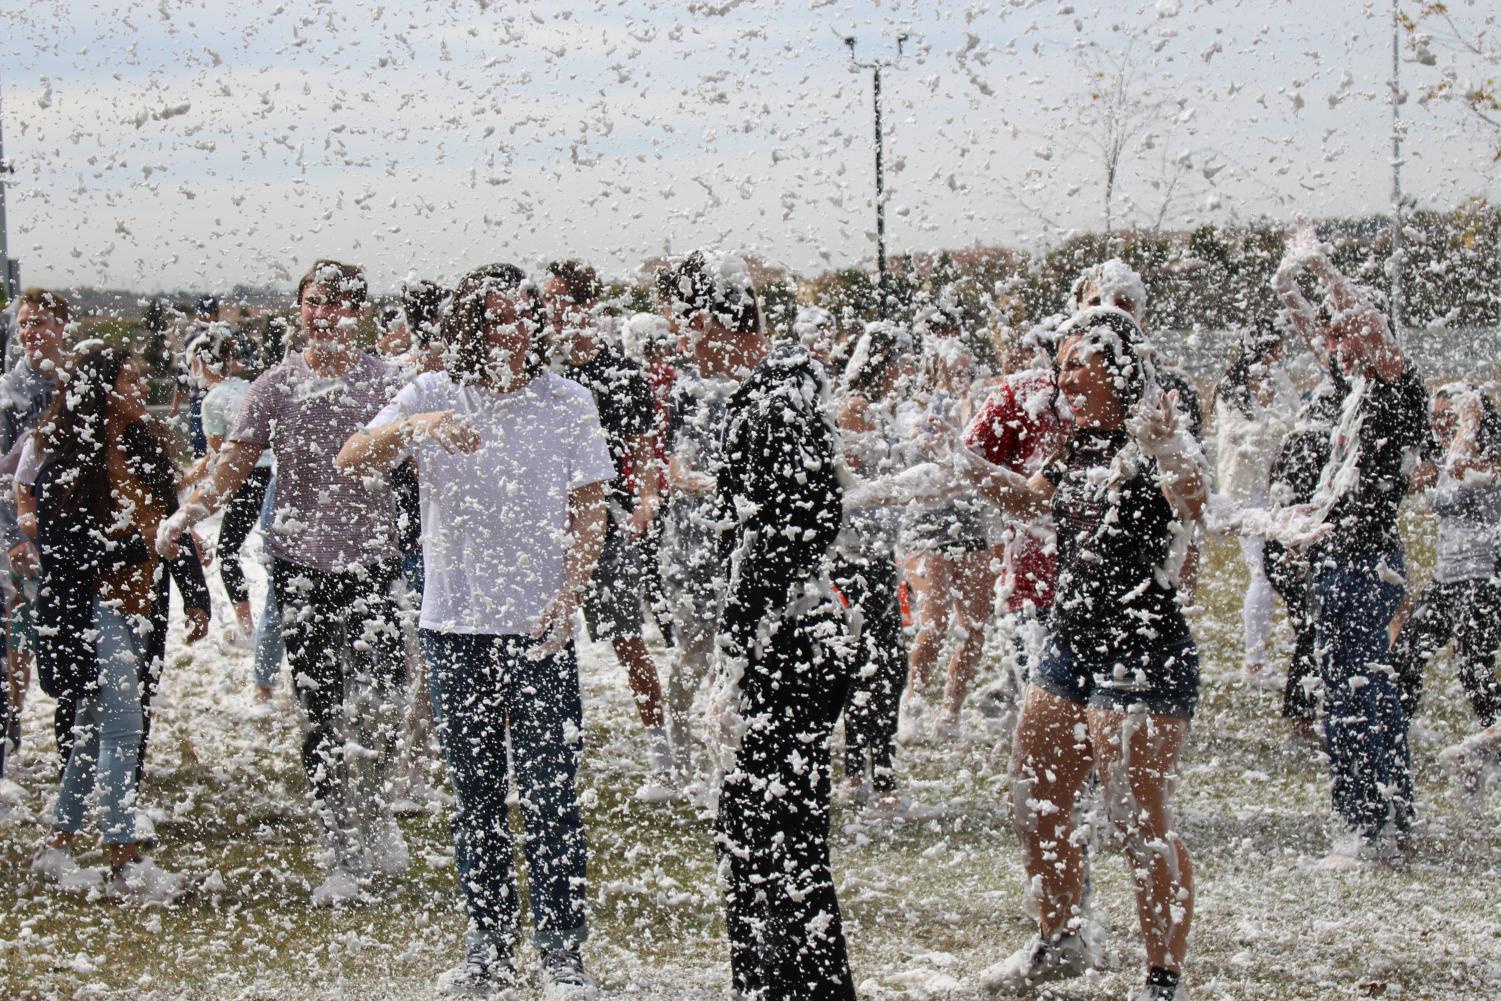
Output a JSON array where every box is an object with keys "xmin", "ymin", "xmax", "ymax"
[
  {"xmin": 334, "ymin": 410, "xmax": 480, "ymax": 479},
  {"xmin": 529, "ymin": 479, "xmax": 608, "ymax": 657},
  {"xmin": 166, "ymin": 536, "xmax": 212, "ymax": 644},
  {"xmin": 1133, "ymin": 390, "xmax": 1209, "ymax": 523},
  {"xmin": 154, "ymin": 440, "xmax": 261, "ymax": 559},
  {"xmin": 623, "ymin": 432, "xmax": 660, "ymax": 537}
]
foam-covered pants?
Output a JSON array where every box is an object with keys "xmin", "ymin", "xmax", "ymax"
[{"xmin": 716, "ymin": 608, "xmax": 856, "ymax": 1001}]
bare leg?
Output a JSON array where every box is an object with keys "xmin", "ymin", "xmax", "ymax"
[
  {"xmin": 1010, "ymin": 686, "xmax": 1096, "ymax": 939},
  {"xmin": 1088, "ymin": 707, "xmax": 1194, "ymax": 973},
  {"xmin": 943, "ymin": 550, "xmax": 997, "ymax": 719},
  {"xmin": 905, "ymin": 553, "xmax": 953, "ymax": 695},
  {"xmin": 614, "ymin": 635, "xmax": 665, "ymax": 729}
]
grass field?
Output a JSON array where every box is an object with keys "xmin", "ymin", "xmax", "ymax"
[{"xmin": 2, "ymin": 515, "xmax": 1499, "ymax": 1000}]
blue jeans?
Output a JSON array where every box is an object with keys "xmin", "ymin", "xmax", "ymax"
[
  {"xmin": 1314, "ymin": 549, "xmax": 1412, "ymax": 841},
  {"xmin": 251, "ymin": 474, "xmax": 283, "ymax": 690},
  {"xmin": 53, "ymin": 601, "xmax": 145, "ymax": 845},
  {"xmin": 422, "ymin": 630, "xmax": 588, "ymax": 953}
]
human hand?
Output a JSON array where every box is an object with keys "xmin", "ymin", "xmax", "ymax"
[
  {"xmin": 154, "ymin": 502, "xmax": 209, "ymax": 560},
  {"xmin": 529, "ymin": 588, "xmax": 579, "ymax": 659},
  {"xmin": 406, "ymin": 411, "xmax": 481, "ymax": 455},
  {"xmin": 7, "ymin": 541, "xmax": 39, "ymax": 578}
]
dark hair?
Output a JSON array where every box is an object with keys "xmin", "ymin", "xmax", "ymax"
[
  {"xmin": 401, "ymin": 280, "xmax": 447, "ymax": 348},
  {"xmin": 444, "ymin": 264, "xmax": 544, "ymax": 385},
  {"xmin": 844, "ymin": 324, "xmax": 909, "ymax": 398},
  {"xmin": 36, "ymin": 344, "xmax": 174, "ymax": 522},
  {"xmin": 667, "ymin": 251, "xmax": 761, "ymax": 336},
  {"xmin": 545, "ymin": 259, "xmax": 604, "ymax": 306},
  {"xmin": 297, "ymin": 259, "xmax": 368, "ymax": 307},
  {"xmin": 184, "ymin": 324, "xmax": 237, "ymax": 376},
  {"xmin": 1054, "ymin": 307, "xmax": 1154, "ymax": 409},
  {"xmin": 18, "ymin": 287, "xmax": 70, "ymax": 324},
  {"xmin": 1434, "ymin": 383, "xmax": 1501, "ymax": 460},
  {"xmin": 1213, "ymin": 317, "xmax": 1283, "ymax": 419}
]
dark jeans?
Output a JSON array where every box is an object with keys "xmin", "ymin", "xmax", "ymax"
[
  {"xmin": 1313, "ymin": 549, "xmax": 1412, "ymax": 841},
  {"xmin": 717, "ymin": 606, "xmax": 856, "ymax": 1001},
  {"xmin": 422, "ymin": 630, "xmax": 588, "ymax": 953},
  {"xmin": 1265, "ymin": 541, "xmax": 1319, "ymax": 723},
  {"xmin": 1389, "ymin": 576, "xmax": 1501, "ymax": 728},
  {"xmin": 833, "ymin": 553, "xmax": 906, "ymax": 793},
  {"xmin": 218, "ymin": 467, "xmax": 272, "ymax": 606},
  {"xmin": 270, "ymin": 558, "xmax": 404, "ymax": 831}
]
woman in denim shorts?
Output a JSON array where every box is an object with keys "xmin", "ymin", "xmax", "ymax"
[{"xmin": 969, "ymin": 307, "xmax": 1208, "ymax": 1001}]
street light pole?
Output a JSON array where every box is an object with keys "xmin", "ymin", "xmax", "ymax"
[
  {"xmin": 0, "ymin": 70, "xmax": 16, "ymax": 301},
  {"xmin": 1389, "ymin": 0, "xmax": 1405, "ymax": 335},
  {"xmin": 846, "ymin": 34, "xmax": 906, "ymax": 319}
]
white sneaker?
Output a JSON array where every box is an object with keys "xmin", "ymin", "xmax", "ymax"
[
  {"xmin": 31, "ymin": 845, "xmax": 105, "ymax": 891},
  {"xmin": 980, "ymin": 931, "xmax": 1094, "ymax": 995},
  {"xmin": 310, "ymin": 865, "xmax": 365, "ymax": 907},
  {"xmin": 134, "ymin": 810, "xmax": 158, "ymax": 844},
  {"xmin": 646, "ymin": 725, "xmax": 673, "ymax": 776},
  {"xmin": 112, "ymin": 857, "xmax": 187, "ymax": 905},
  {"xmin": 539, "ymin": 946, "xmax": 598, "ymax": 1001},
  {"xmin": 897, "ymin": 693, "xmax": 930, "ymax": 745},
  {"xmin": 221, "ymin": 625, "xmax": 254, "ymax": 652},
  {"xmin": 437, "ymin": 938, "xmax": 518, "ymax": 997},
  {"xmin": 368, "ymin": 819, "xmax": 411, "ymax": 878}
]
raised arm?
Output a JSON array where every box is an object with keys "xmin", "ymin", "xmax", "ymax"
[{"xmin": 336, "ymin": 410, "xmax": 480, "ymax": 479}]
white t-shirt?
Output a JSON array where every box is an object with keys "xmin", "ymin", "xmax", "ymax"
[
  {"xmin": 201, "ymin": 377, "xmax": 272, "ymax": 469},
  {"xmin": 368, "ymin": 370, "xmax": 615, "ymax": 635}
]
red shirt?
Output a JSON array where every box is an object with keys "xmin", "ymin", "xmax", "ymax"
[{"xmin": 964, "ymin": 370, "xmax": 1068, "ymax": 612}]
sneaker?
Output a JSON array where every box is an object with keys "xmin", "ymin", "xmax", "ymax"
[
  {"xmin": 897, "ymin": 693, "xmax": 929, "ymax": 745},
  {"xmin": 979, "ymin": 931, "xmax": 1093, "ymax": 995},
  {"xmin": 134, "ymin": 809, "xmax": 158, "ymax": 846},
  {"xmin": 437, "ymin": 939, "xmax": 518, "ymax": 997},
  {"xmin": 112, "ymin": 857, "xmax": 187, "ymax": 905},
  {"xmin": 646, "ymin": 725, "xmax": 673, "ymax": 776},
  {"xmin": 1133, "ymin": 979, "xmax": 1190, "ymax": 1001},
  {"xmin": 31, "ymin": 845, "xmax": 105, "ymax": 891},
  {"xmin": 634, "ymin": 781, "xmax": 679, "ymax": 804},
  {"xmin": 539, "ymin": 946, "xmax": 598, "ymax": 1001},
  {"xmin": 310, "ymin": 865, "xmax": 365, "ymax": 907},
  {"xmin": 367, "ymin": 818, "xmax": 411, "ymax": 878}
]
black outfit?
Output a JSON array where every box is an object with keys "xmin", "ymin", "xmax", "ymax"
[
  {"xmin": 561, "ymin": 345, "xmax": 655, "ymax": 641},
  {"xmin": 269, "ymin": 558, "xmax": 405, "ymax": 816},
  {"xmin": 1390, "ymin": 577, "xmax": 1501, "ymax": 727},
  {"xmin": 832, "ymin": 552, "xmax": 906, "ymax": 793},
  {"xmin": 1263, "ymin": 381, "xmax": 1344, "ymax": 723},
  {"xmin": 712, "ymin": 344, "xmax": 855, "ymax": 1001},
  {"xmin": 217, "ymin": 465, "xmax": 273, "ymax": 606},
  {"xmin": 1046, "ymin": 430, "xmax": 1191, "ymax": 662}
]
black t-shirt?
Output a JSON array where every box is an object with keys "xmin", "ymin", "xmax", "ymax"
[
  {"xmin": 1316, "ymin": 365, "xmax": 1430, "ymax": 560},
  {"xmin": 561, "ymin": 344, "xmax": 654, "ymax": 512},
  {"xmin": 1044, "ymin": 429, "xmax": 1191, "ymax": 660}
]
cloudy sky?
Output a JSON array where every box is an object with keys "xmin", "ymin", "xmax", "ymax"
[{"xmin": 3, "ymin": 0, "xmax": 1497, "ymax": 295}]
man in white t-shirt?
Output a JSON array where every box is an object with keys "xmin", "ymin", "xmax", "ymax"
[{"xmin": 337, "ymin": 263, "xmax": 611, "ymax": 1000}]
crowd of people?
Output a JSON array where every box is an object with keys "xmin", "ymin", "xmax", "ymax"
[{"xmin": 0, "ymin": 225, "xmax": 1497, "ymax": 1001}]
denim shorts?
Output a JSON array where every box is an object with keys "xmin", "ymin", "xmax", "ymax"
[{"xmin": 1032, "ymin": 635, "xmax": 1200, "ymax": 720}]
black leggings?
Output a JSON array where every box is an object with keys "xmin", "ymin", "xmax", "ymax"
[
  {"xmin": 218, "ymin": 467, "xmax": 272, "ymax": 606},
  {"xmin": 1389, "ymin": 576, "xmax": 1501, "ymax": 728},
  {"xmin": 833, "ymin": 553, "xmax": 906, "ymax": 793},
  {"xmin": 1265, "ymin": 540, "xmax": 1319, "ymax": 723}
]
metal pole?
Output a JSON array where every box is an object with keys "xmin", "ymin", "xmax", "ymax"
[
  {"xmin": 1390, "ymin": 0, "xmax": 1404, "ymax": 334},
  {"xmin": 873, "ymin": 64, "xmax": 886, "ymax": 318},
  {"xmin": 847, "ymin": 35, "xmax": 905, "ymax": 320},
  {"xmin": 0, "ymin": 70, "xmax": 15, "ymax": 300}
]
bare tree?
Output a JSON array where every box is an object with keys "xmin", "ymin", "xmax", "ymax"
[
  {"xmin": 1404, "ymin": 2, "xmax": 1501, "ymax": 159},
  {"xmin": 1072, "ymin": 34, "xmax": 1173, "ymax": 237}
]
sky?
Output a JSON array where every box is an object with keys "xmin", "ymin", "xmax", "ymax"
[{"xmin": 2, "ymin": 0, "xmax": 1498, "ymax": 295}]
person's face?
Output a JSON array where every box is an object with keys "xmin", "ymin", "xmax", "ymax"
[
  {"xmin": 16, "ymin": 303, "xmax": 66, "ymax": 368},
  {"xmin": 299, "ymin": 282, "xmax": 362, "ymax": 347},
  {"xmin": 113, "ymin": 359, "xmax": 150, "ymax": 423},
  {"xmin": 1431, "ymin": 396, "xmax": 1456, "ymax": 447},
  {"xmin": 1056, "ymin": 333, "xmax": 1126, "ymax": 428},
  {"xmin": 481, "ymin": 292, "xmax": 531, "ymax": 378},
  {"xmin": 542, "ymin": 276, "xmax": 598, "ymax": 355}
]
